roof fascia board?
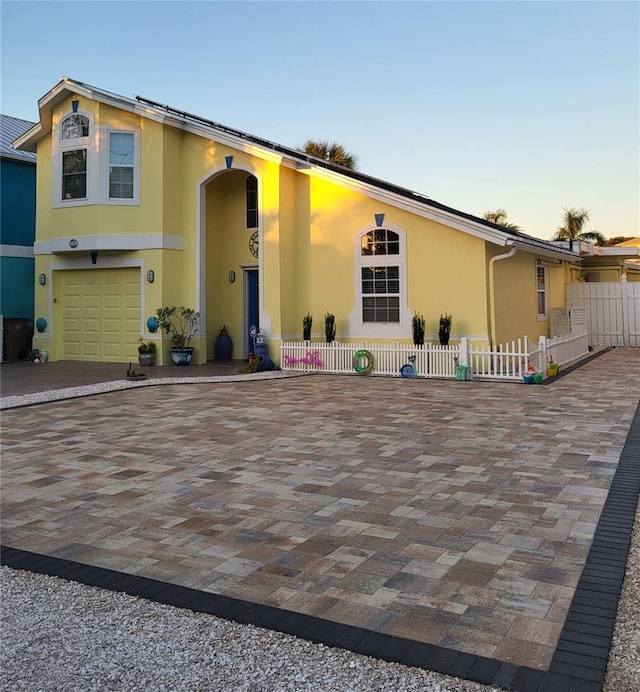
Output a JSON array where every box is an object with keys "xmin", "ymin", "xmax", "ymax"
[
  {"xmin": 18, "ymin": 78, "xmax": 285, "ymax": 165},
  {"xmin": 297, "ymin": 166, "xmax": 518, "ymax": 247},
  {"xmin": 592, "ymin": 246, "xmax": 640, "ymax": 257},
  {"xmin": 299, "ymin": 167, "xmax": 580, "ymax": 260},
  {"xmin": 511, "ymin": 239, "xmax": 579, "ymax": 263},
  {"xmin": 157, "ymin": 115, "xmax": 285, "ymax": 165},
  {"xmin": 12, "ymin": 123, "xmax": 42, "ymax": 152}
]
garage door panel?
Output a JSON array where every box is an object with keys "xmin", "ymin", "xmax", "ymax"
[
  {"xmin": 83, "ymin": 296, "xmax": 100, "ymax": 310},
  {"xmin": 65, "ymin": 296, "xmax": 82, "ymax": 310},
  {"xmin": 83, "ymin": 342, "xmax": 100, "ymax": 357},
  {"xmin": 63, "ymin": 341, "xmax": 80, "ymax": 356},
  {"xmin": 104, "ymin": 295, "xmax": 122, "ymax": 309},
  {"xmin": 103, "ymin": 319, "xmax": 122, "ymax": 334},
  {"xmin": 83, "ymin": 319, "xmax": 100, "ymax": 333},
  {"xmin": 59, "ymin": 268, "xmax": 140, "ymax": 362}
]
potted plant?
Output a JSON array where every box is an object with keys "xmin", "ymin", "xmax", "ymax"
[
  {"xmin": 412, "ymin": 312, "xmax": 425, "ymax": 346},
  {"xmin": 325, "ymin": 312, "xmax": 336, "ymax": 344},
  {"xmin": 138, "ymin": 339, "xmax": 156, "ymax": 367},
  {"xmin": 303, "ymin": 312, "xmax": 313, "ymax": 342},
  {"xmin": 439, "ymin": 313, "xmax": 452, "ymax": 346},
  {"xmin": 156, "ymin": 306, "xmax": 200, "ymax": 366},
  {"xmin": 214, "ymin": 325, "xmax": 233, "ymax": 361}
]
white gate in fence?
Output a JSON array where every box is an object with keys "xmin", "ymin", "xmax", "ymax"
[
  {"xmin": 280, "ymin": 331, "xmax": 589, "ymax": 382},
  {"xmin": 566, "ymin": 276, "xmax": 640, "ymax": 347}
]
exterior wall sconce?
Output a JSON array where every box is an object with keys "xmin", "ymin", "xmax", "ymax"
[
  {"xmin": 39, "ymin": 273, "xmax": 47, "ymax": 286},
  {"xmin": 147, "ymin": 270, "xmax": 155, "ymax": 283},
  {"xmin": 228, "ymin": 270, "xmax": 236, "ymax": 283}
]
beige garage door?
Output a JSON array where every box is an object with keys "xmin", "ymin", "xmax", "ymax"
[{"xmin": 58, "ymin": 268, "xmax": 140, "ymax": 362}]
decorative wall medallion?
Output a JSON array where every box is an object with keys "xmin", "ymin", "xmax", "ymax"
[{"xmin": 249, "ymin": 230, "xmax": 259, "ymax": 258}]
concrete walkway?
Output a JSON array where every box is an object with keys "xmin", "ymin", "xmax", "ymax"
[{"xmin": 1, "ymin": 350, "xmax": 639, "ymax": 679}]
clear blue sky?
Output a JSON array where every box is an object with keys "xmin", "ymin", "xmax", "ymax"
[{"xmin": 2, "ymin": 0, "xmax": 638, "ymax": 241}]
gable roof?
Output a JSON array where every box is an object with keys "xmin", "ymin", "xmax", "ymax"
[
  {"xmin": 13, "ymin": 77, "xmax": 578, "ymax": 262},
  {"xmin": 0, "ymin": 114, "xmax": 37, "ymax": 163}
]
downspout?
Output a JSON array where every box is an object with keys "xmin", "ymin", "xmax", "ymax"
[{"xmin": 489, "ymin": 244, "xmax": 517, "ymax": 348}]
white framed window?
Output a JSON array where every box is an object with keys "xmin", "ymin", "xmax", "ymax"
[
  {"xmin": 58, "ymin": 113, "xmax": 90, "ymax": 202},
  {"xmin": 361, "ymin": 229, "xmax": 401, "ymax": 323},
  {"xmin": 349, "ymin": 224, "xmax": 410, "ymax": 337},
  {"xmin": 52, "ymin": 110, "xmax": 140, "ymax": 208},
  {"xmin": 61, "ymin": 113, "xmax": 89, "ymax": 140},
  {"xmin": 62, "ymin": 149, "xmax": 87, "ymax": 199},
  {"xmin": 109, "ymin": 132, "xmax": 134, "ymax": 199},
  {"xmin": 536, "ymin": 261, "xmax": 547, "ymax": 319}
]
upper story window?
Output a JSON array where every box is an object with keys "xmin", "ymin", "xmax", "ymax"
[
  {"xmin": 62, "ymin": 149, "xmax": 87, "ymax": 199},
  {"xmin": 59, "ymin": 114, "xmax": 90, "ymax": 201},
  {"xmin": 109, "ymin": 132, "xmax": 134, "ymax": 199},
  {"xmin": 61, "ymin": 114, "xmax": 89, "ymax": 140},
  {"xmin": 52, "ymin": 108, "xmax": 140, "ymax": 208},
  {"xmin": 536, "ymin": 261, "xmax": 547, "ymax": 319},
  {"xmin": 246, "ymin": 175, "xmax": 258, "ymax": 228}
]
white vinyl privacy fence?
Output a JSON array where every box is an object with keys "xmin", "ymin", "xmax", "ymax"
[
  {"xmin": 281, "ymin": 331, "xmax": 589, "ymax": 382},
  {"xmin": 566, "ymin": 277, "xmax": 640, "ymax": 347}
]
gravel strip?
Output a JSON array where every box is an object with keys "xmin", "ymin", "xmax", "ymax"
[
  {"xmin": 603, "ymin": 502, "xmax": 640, "ymax": 692},
  {"xmin": 0, "ymin": 566, "xmax": 499, "ymax": 692},
  {"xmin": 0, "ymin": 371, "xmax": 300, "ymax": 410},
  {"xmin": 1, "ymin": 382, "xmax": 638, "ymax": 691}
]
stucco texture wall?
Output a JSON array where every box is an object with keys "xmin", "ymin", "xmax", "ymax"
[{"xmin": 279, "ymin": 174, "xmax": 492, "ymax": 345}]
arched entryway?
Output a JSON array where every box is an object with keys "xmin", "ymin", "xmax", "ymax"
[{"xmin": 199, "ymin": 167, "xmax": 261, "ymax": 360}]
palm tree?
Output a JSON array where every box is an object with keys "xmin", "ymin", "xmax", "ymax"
[
  {"xmin": 604, "ymin": 236, "xmax": 635, "ymax": 247},
  {"xmin": 553, "ymin": 207, "xmax": 606, "ymax": 246},
  {"xmin": 483, "ymin": 209, "xmax": 521, "ymax": 231},
  {"xmin": 299, "ymin": 140, "xmax": 358, "ymax": 169}
]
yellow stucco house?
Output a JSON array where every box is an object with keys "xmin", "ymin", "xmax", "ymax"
[{"xmin": 15, "ymin": 78, "xmax": 584, "ymax": 365}]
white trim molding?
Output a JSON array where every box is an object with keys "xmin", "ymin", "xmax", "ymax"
[
  {"xmin": 35, "ymin": 234, "xmax": 183, "ymax": 255},
  {"xmin": 0, "ymin": 244, "xmax": 34, "ymax": 259}
]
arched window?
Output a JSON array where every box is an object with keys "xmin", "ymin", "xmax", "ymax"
[
  {"xmin": 359, "ymin": 229, "xmax": 401, "ymax": 323},
  {"xmin": 61, "ymin": 114, "xmax": 89, "ymax": 140},
  {"xmin": 246, "ymin": 175, "xmax": 258, "ymax": 228}
]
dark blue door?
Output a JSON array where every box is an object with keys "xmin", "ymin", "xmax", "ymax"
[{"xmin": 246, "ymin": 269, "xmax": 259, "ymax": 358}]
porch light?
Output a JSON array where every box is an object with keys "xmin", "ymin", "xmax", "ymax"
[
  {"xmin": 228, "ymin": 270, "xmax": 236, "ymax": 283},
  {"xmin": 39, "ymin": 273, "xmax": 46, "ymax": 286},
  {"xmin": 147, "ymin": 270, "xmax": 155, "ymax": 283}
]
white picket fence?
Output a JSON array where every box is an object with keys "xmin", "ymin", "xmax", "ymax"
[{"xmin": 280, "ymin": 331, "xmax": 590, "ymax": 382}]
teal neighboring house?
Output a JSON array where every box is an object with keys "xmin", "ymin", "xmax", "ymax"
[{"xmin": 1, "ymin": 114, "xmax": 37, "ymax": 360}]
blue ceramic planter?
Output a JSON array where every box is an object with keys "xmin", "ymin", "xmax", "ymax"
[
  {"xmin": 214, "ymin": 334, "xmax": 233, "ymax": 361},
  {"xmin": 170, "ymin": 347, "xmax": 194, "ymax": 366}
]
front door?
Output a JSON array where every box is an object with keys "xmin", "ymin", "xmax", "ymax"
[{"xmin": 245, "ymin": 268, "xmax": 259, "ymax": 358}]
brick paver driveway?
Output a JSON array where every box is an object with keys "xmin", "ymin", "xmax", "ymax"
[{"xmin": 2, "ymin": 349, "xmax": 638, "ymax": 670}]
